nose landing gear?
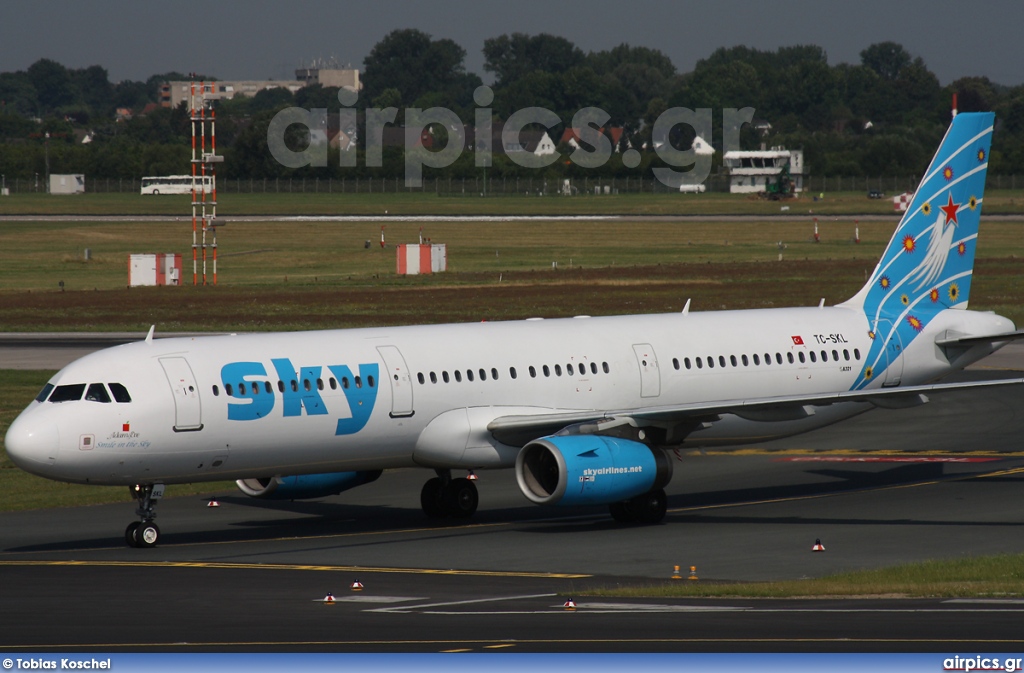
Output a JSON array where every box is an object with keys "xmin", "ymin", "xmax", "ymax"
[{"xmin": 125, "ymin": 483, "xmax": 164, "ymax": 548}]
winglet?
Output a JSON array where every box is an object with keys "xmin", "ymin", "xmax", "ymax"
[
  {"xmin": 145, "ymin": 325, "xmax": 155, "ymax": 344},
  {"xmin": 681, "ymin": 298, "xmax": 691, "ymax": 315}
]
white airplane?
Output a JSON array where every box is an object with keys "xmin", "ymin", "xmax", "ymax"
[{"xmin": 7, "ymin": 111, "xmax": 1023, "ymax": 548}]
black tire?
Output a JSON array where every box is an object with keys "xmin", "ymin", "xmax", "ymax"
[
  {"xmin": 125, "ymin": 522, "xmax": 141, "ymax": 547},
  {"xmin": 137, "ymin": 521, "xmax": 160, "ymax": 547},
  {"xmin": 444, "ymin": 478, "xmax": 478, "ymax": 518},
  {"xmin": 608, "ymin": 501, "xmax": 636, "ymax": 523},
  {"xmin": 420, "ymin": 477, "xmax": 447, "ymax": 518},
  {"xmin": 632, "ymin": 489, "xmax": 668, "ymax": 524}
]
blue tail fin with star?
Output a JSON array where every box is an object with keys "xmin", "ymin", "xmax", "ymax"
[
  {"xmin": 841, "ymin": 111, "xmax": 994, "ymax": 318},
  {"xmin": 841, "ymin": 111, "xmax": 994, "ymax": 390}
]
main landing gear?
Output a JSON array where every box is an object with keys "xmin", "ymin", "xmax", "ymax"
[
  {"xmin": 125, "ymin": 483, "xmax": 164, "ymax": 548},
  {"xmin": 420, "ymin": 469, "xmax": 479, "ymax": 519},
  {"xmin": 608, "ymin": 489, "xmax": 668, "ymax": 525}
]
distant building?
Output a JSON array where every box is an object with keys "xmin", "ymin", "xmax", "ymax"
[
  {"xmin": 160, "ymin": 80, "xmax": 306, "ymax": 108},
  {"xmin": 295, "ymin": 67, "xmax": 360, "ymax": 92},
  {"xmin": 559, "ymin": 127, "xmax": 628, "ymax": 151},
  {"xmin": 722, "ymin": 147, "xmax": 804, "ymax": 193}
]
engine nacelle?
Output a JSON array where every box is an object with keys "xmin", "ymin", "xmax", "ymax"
[
  {"xmin": 515, "ymin": 435, "xmax": 672, "ymax": 506},
  {"xmin": 235, "ymin": 470, "xmax": 382, "ymax": 500}
]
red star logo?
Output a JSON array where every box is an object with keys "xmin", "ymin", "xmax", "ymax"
[{"xmin": 940, "ymin": 193, "xmax": 960, "ymax": 226}]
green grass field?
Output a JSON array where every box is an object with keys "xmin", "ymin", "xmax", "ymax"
[
  {"xmin": 3, "ymin": 188, "xmax": 1024, "ymax": 217},
  {"xmin": 586, "ymin": 553, "xmax": 1024, "ymax": 598}
]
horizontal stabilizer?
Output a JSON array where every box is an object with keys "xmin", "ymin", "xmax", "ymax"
[{"xmin": 935, "ymin": 330, "xmax": 1024, "ymax": 348}]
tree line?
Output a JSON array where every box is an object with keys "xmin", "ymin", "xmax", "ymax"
[{"xmin": 1, "ymin": 31, "xmax": 1023, "ymax": 183}]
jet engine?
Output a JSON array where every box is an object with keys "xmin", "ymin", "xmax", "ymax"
[
  {"xmin": 236, "ymin": 470, "xmax": 383, "ymax": 500},
  {"xmin": 515, "ymin": 435, "xmax": 672, "ymax": 507}
]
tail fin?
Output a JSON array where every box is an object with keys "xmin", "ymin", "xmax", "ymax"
[
  {"xmin": 841, "ymin": 112, "xmax": 994, "ymax": 390},
  {"xmin": 841, "ymin": 111, "xmax": 994, "ymax": 320}
]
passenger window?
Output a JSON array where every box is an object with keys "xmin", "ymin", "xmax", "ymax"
[
  {"xmin": 567, "ymin": 363, "xmax": 574, "ymax": 375},
  {"xmin": 317, "ymin": 378, "xmax": 324, "ymax": 390},
  {"xmin": 765, "ymin": 353, "xmax": 772, "ymax": 365},
  {"xmin": 787, "ymin": 353, "xmax": 794, "ymax": 364},
  {"xmin": 368, "ymin": 376, "xmax": 375, "ymax": 388},
  {"xmin": 455, "ymin": 370, "xmax": 462, "ymax": 382},
  {"xmin": 776, "ymin": 353, "xmax": 783, "ymax": 365},
  {"xmin": 355, "ymin": 376, "xmax": 362, "ymax": 388},
  {"xmin": 85, "ymin": 383, "xmax": 111, "ymax": 403},
  {"xmin": 529, "ymin": 366, "xmax": 537, "ymax": 378},
  {"xmin": 239, "ymin": 382, "xmax": 247, "ymax": 395},
  {"xmin": 491, "ymin": 368, "xmax": 499, "ymax": 380},
  {"xmin": 543, "ymin": 365, "xmax": 550, "ymax": 377},
  {"xmin": 278, "ymin": 380, "xmax": 285, "ymax": 393},
  {"xmin": 752, "ymin": 354, "xmax": 759, "ymax": 366},
  {"xmin": 730, "ymin": 355, "xmax": 737, "ymax": 367},
  {"xmin": 718, "ymin": 356, "xmax": 726, "ymax": 368},
  {"xmin": 554, "ymin": 364, "xmax": 562, "ymax": 376},
  {"xmin": 854, "ymin": 349, "xmax": 861, "ymax": 360},
  {"xmin": 479, "ymin": 368, "xmax": 487, "ymax": 381},
  {"xmin": 510, "ymin": 367, "xmax": 517, "ymax": 379},
  {"xmin": 843, "ymin": 350, "xmax": 850, "ymax": 361},
  {"xmin": 684, "ymin": 357, "xmax": 691, "ymax": 370},
  {"xmin": 342, "ymin": 377, "xmax": 350, "ymax": 389},
  {"xmin": 799, "ymin": 352, "xmax": 806, "ymax": 363},
  {"xmin": 442, "ymin": 371, "xmax": 449, "ymax": 383},
  {"xmin": 672, "ymin": 358, "xmax": 680, "ymax": 370},
  {"xmin": 251, "ymin": 382, "xmax": 258, "ymax": 395},
  {"xmin": 810, "ymin": 352, "xmax": 817, "ymax": 363},
  {"xmin": 225, "ymin": 383, "xmax": 234, "ymax": 397},
  {"xmin": 832, "ymin": 350, "xmax": 839, "ymax": 361},
  {"xmin": 741, "ymin": 354, "xmax": 749, "ymax": 366},
  {"xmin": 212, "ymin": 385, "xmax": 220, "ymax": 396},
  {"xmin": 290, "ymin": 380, "xmax": 298, "ymax": 392},
  {"xmin": 707, "ymin": 357, "xmax": 714, "ymax": 369},
  {"xmin": 602, "ymin": 362, "xmax": 610, "ymax": 374},
  {"xmin": 109, "ymin": 382, "xmax": 132, "ymax": 403},
  {"xmin": 35, "ymin": 383, "xmax": 54, "ymax": 403},
  {"xmin": 430, "ymin": 372, "xmax": 437, "ymax": 384},
  {"xmin": 416, "ymin": 373, "xmax": 424, "ymax": 385},
  {"xmin": 590, "ymin": 362, "xmax": 598, "ymax": 374},
  {"xmin": 467, "ymin": 369, "xmax": 474, "ymax": 382},
  {"xmin": 265, "ymin": 381, "xmax": 273, "ymax": 394},
  {"xmin": 302, "ymin": 379, "xmax": 311, "ymax": 391}
]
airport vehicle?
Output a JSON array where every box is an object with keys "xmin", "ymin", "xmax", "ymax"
[
  {"xmin": 140, "ymin": 175, "xmax": 211, "ymax": 195},
  {"xmin": 7, "ymin": 112, "xmax": 1022, "ymax": 547}
]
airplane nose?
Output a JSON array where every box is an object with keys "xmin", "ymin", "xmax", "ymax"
[{"xmin": 4, "ymin": 414, "xmax": 59, "ymax": 470}]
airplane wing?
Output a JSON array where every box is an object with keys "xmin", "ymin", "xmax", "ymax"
[{"xmin": 487, "ymin": 376, "xmax": 1024, "ymax": 447}]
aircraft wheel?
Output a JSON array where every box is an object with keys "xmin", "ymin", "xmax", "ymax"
[
  {"xmin": 632, "ymin": 489, "xmax": 667, "ymax": 525},
  {"xmin": 420, "ymin": 477, "xmax": 447, "ymax": 518},
  {"xmin": 444, "ymin": 478, "xmax": 478, "ymax": 518},
  {"xmin": 137, "ymin": 521, "xmax": 160, "ymax": 547},
  {"xmin": 608, "ymin": 501, "xmax": 636, "ymax": 523},
  {"xmin": 125, "ymin": 522, "xmax": 141, "ymax": 548}
]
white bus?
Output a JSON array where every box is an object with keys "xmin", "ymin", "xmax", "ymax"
[{"xmin": 140, "ymin": 175, "xmax": 212, "ymax": 195}]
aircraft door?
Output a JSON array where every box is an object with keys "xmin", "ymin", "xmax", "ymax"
[
  {"xmin": 632, "ymin": 343, "xmax": 661, "ymax": 398},
  {"xmin": 878, "ymin": 320, "xmax": 904, "ymax": 387},
  {"xmin": 159, "ymin": 357, "xmax": 203, "ymax": 431},
  {"xmin": 377, "ymin": 345, "xmax": 415, "ymax": 417}
]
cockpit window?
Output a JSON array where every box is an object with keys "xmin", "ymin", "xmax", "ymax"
[
  {"xmin": 85, "ymin": 383, "xmax": 112, "ymax": 403},
  {"xmin": 108, "ymin": 383, "xmax": 132, "ymax": 403},
  {"xmin": 35, "ymin": 383, "xmax": 55, "ymax": 403},
  {"xmin": 48, "ymin": 384, "xmax": 86, "ymax": 403}
]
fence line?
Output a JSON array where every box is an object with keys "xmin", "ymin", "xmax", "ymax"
[{"xmin": 1, "ymin": 174, "xmax": 1019, "ymax": 194}]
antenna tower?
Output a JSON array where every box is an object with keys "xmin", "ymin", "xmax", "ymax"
[{"xmin": 190, "ymin": 75, "xmax": 224, "ymax": 285}]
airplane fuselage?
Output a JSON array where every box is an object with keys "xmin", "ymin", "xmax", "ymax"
[{"xmin": 8, "ymin": 304, "xmax": 1009, "ymax": 487}]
